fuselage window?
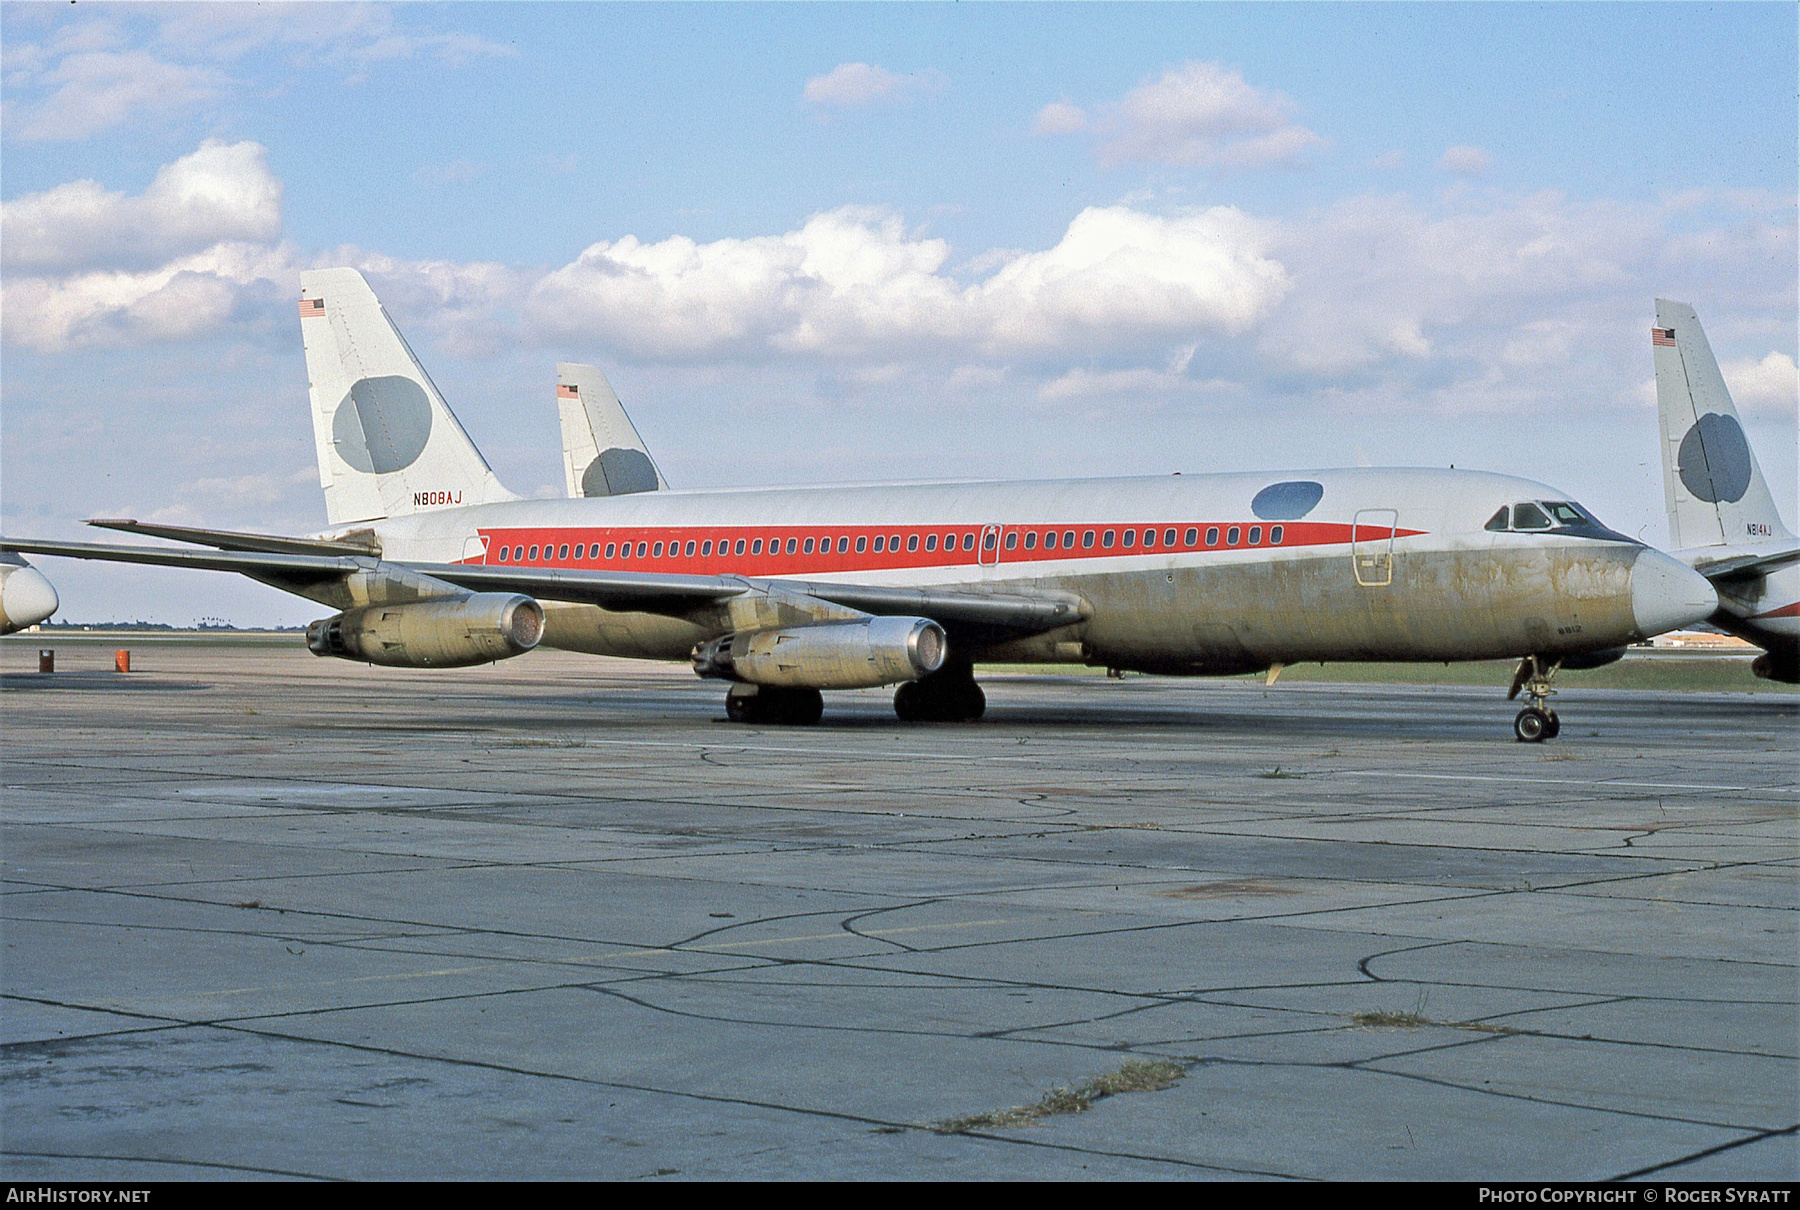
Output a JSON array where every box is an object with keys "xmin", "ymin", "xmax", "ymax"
[
  {"xmin": 652, "ymin": 542, "xmax": 663, "ymax": 557},
  {"xmin": 1079, "ymin": 530, "xmax": 1092, "ymax": 548},
  {"xmin": 638, "ymin": 542, "xmax": 649, "ymax": 558},
  {"xmin": 786, "ymin": 537, "xmax": 797, "ymax": 555},
  {"xmin": 556, "ymin": 543, "xmax": 568, "ymax": 560},
  {"xmin": 925, "ymin": 534, "xmax": 938, "ymax": 552},
  {"xmin": 963, "ymin": 533, "xmax": 976, "ymax": 551},
  {"xmin": 751, "ymin": 539, "xmax": 763, "ymax": 555},
  {"xmin": 1004, "ymin": 532, "xmax": 1017, "ymax": 550},
  {"xmin": 1270, "ymin": 526, "xmax": 1284, "ymax": 544},
  {"xmin": 512, "ymin": 546, "xmax": 523, "ymax": 561},
  {"xmin": 1141, "ymin": 529, "xmax": 1155, "ymax": 548},
  {"xmin": 1062, "ymin": 530, "xmax": 1075, "ymax": 549},
  {"xmin": 529, "ymin": 545, "xmax": 540, "ymax": 561},
  {"xmin": 734, "ymin": 539, "xmax": 746, "ymax": 555},
  {"xmin": 908, "ymin": 534, "xmax": 920, "ymax": 552},
  {"xmin": 804, "ymin": 537, "xmax": 815, "ymax": 554},
  {"xmin": 983, "ymin": 531, "xmax": 996, "ymax": 551},
  {"xmin": 1227, "ymin": 527, "xmax": 1241, "ymax": 545},
  {"xmin": 1512, "ymin": 502, "xmax": 1552, "ymax": 530},
  {"xmin": 686, "ymin": 540, "xmax": 697, "ymax": 557},
  {"xmin": 837, "ymin": 536, "xmax": 849, "ymax": 553},
  {"xmin": 1248, "ymin": 526, "xmax": 1262, "ymax": 546},
  {"xmin": 572, "ymin": 544, "xmax": 583, "ymax": 560},
  {"xmin": 873, "ymin": 535, "xmax": 885, "ymax": 553},
  {"xmin": 701, "ymin": 540, "xmax": 712, "ymax": 556},
  {"xmin": 497, "ymin": 546, "xmax": 510, "ymax": 562},
  {"xmin": 1164, "ymin": 528, "xmax": 1177, "ymax": 547},
  {"xmin": 1043, "ymin": 531, "xmax": 1056, "ymax": 549},
  {"xmin": 1023, "ymin": 531, "xmax": 1037, "ymax": 550},
  {"xmin": 1204, "ymin": 527, "xmax": 1219, "ymax": 546},
  {"xmin": 856, "ymin": 535, "xmax": 867, "ymax": 553},
  {"xmin": 606, "ymin": 542, "xmax": 618, "ymax": 559},
  {"xmin": 1101, "ymin": 530, "xmax": 1115, "ymax": 548},
  {"xmin": 1484, "ymin": 506, "xmax": 1510, "ymax": 532},
  {"xmin": 1184, "ymin": 528, "xmax": 1199, "ymax": 547},
  {"xmin": 1121, "ymin": 529, "xmax": 1134, "ymax": 548},
  {"xmin": 892, "ymin": 533, "xmax": 902, "ymax": 551}
]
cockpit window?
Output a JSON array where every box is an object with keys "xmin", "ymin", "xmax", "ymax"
[
  {"xmin": 1543, "ymin": 502, "xmax": 1588, "ymax": 526},
  {"xmin": 1511, "ymin": 502, "xmax": 1552, "ymax": 530},
  {"xmin": 1484, "ymin": 506, "xmax": 1510, "ymax": 532}
]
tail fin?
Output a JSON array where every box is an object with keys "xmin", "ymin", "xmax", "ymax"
[
  {"xmin": 299, "ymin": 268, "xmax": 515, "ymax": 527},
  {"xmin": 555, "ymin": 363, "xmax": 667, "ymax": 497},
  {"xmin": 1653, "ymin": 299, "xmax": 1794, "ymax": 550}
]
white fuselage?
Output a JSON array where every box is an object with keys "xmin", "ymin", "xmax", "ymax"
[{"xmin": 337, "ymin": 467, "xmax": 1713, "ymax": 673}]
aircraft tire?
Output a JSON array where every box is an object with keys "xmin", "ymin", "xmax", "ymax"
[
  {"xmin": 1513, "ymin": 707, "xmax": 1551, "ymax": 743},
  {"xmin": 894, "ymin": 676, "xmax": 984, "ymax": 722},
  {"xmin": 1543, "ymin": 712, "xmax": 1561, "ymax": 739},
  {"xmin": 729, "ymin": 686, "xmax": 822, "ymax": 725}
]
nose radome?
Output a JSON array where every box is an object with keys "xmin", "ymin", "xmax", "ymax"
[
  {"xmin": 0, "ymin": 564, "xmax": 59, "ymax": 633},
  {"xmin": 1630, "ymin": 549, "xmax": 1718, "ymax": 639}
]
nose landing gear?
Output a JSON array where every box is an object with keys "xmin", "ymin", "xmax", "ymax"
[{"xmin": 1507, "ymin": 655, "xmax": 1563, "ymax": 742}]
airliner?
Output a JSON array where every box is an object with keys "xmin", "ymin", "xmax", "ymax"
[
  {"xmin": 0, "ymin": 554, "xmax": 58, "ymax": 635},
  {"xmin": 2, "ymin": 269, "xmax": 1717, "ymax": 739},
  {"xmin": 1651, "ymin": 300, "xmax": 1798, "ymax": 683}
]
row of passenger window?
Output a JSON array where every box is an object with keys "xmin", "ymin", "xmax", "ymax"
[
  {"xmin": 490, "ymin": 523, "xmax": 1285, "ymax": 565},
  {"xmin": 1009, "ymin": 525, "xmax": 1282, "ymax": 551},
  {"xmin": 494, "ymin": 530, "xmax": 980, "ymax": 565}
]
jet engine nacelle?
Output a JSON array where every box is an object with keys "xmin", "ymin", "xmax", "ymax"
[
  {"xmin": 692, "ymin": 616, "xmax": 947, "ymax": 689},
  {"xmin": 307, "ymin": 593, "xmax": 544, "ymax": 668}
]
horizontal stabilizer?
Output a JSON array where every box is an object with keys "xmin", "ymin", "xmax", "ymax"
[{"xmin": 1683, "ymin": 545, "xmax": 1800, "ymax": 581}]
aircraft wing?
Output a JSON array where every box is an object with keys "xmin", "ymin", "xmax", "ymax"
[
  {"xmin": 1, "ymin": 537, "xmax": 1084, "ymax": 635},
  {"xmin": 1683, "ymin": 546, "xmax": 1800, "ymax": 581},
  {"xmin": 85, "ymin": 518, "xmax": 380, "ymax": 557}
]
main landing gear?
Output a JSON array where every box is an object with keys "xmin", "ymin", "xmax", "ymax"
[
  {"xmin": 1507, "ymin": 655, "xmax": 1563, "ymax": 743},
  {"xmin": 725, "ymin": 683, "xmax": 823, "ymax": 726},
  {"xmin": 893, "ymin": 663, "xmax": 985, "ymax": 723}
]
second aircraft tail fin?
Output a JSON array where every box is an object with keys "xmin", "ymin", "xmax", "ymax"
[
  {"xmin": 1653, "ymin": 299, "xmax": 1793, "ymax": 550},
  {"xmin": 556, "ymin": 363, "xmax": 667, "ymax": 498}
]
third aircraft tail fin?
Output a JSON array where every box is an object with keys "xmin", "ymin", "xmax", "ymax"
[
  {"xmin": 1653, "ymin": 299, "xmax": 1793, "ymax": 550},
  {"xmin": 556, "ymin": 363, "xmax": 667, "ymax": 498}
]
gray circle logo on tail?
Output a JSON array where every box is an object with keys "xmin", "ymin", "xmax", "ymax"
[
  {"xmin": 1251, "ymin": 480, "xmax": 1325, "ymax": 520},
  {"xmin": 332, "ymin": 376, "xmax": 433, "ymax": 474},
  {"xmin": 582, "ymin": 448, "xmax": 658, "ymax": 496},
  {"xmin": 1677, "ymin": 412, "xmax": 1752, "ymax": 503}
]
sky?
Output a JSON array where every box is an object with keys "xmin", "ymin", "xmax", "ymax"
[{"xmin": 2, "ymin": 1, "xmax": 1796, "ymax": 626}]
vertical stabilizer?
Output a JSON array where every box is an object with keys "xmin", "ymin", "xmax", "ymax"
[
  {"xmin": 556, "ymin": 363, "xmax": 668, "ymax": 497},
  {"xmin": 1653, "ymin": 299, "xmax": 1793, "ymax": 550},
  {"xmin": 299, "ymin": 268, "xmax": 516, "ymax": 527}
]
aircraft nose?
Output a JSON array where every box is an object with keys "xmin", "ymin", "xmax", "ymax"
[
  {"xmin": 1629, "ymin": 548, "xmax": 1717, "ymax": 639},
  {"xmin": 0, "ymin": 564, "xmax": 59, "ymax": 633}
]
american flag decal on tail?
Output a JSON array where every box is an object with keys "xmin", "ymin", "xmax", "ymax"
[
  {"xmin": 557, "ymin": 384, "xmax": 579, "ymax": 398},
  {"xmin": 299, "ymin": 297, "xmax": 326, "ymax": 318},
  {"xmin": 1652, "ymin": 327, "xmax": 1676, "ymax": 347}
]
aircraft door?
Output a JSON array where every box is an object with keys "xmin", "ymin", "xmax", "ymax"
[
  {"xmin": 1351, "ymin": 509, "xmax": 1396, "ymax": 587},
  {"xmin": 979, "ymin": 525, "xmax": 1001, "ymax": 567},
  {"xmin": 462, "ymin": 534, "xmax": 490, "ymax": 564}
]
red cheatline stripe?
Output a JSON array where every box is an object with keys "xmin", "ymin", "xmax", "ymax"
[
  {"xmin": 1751, "ymin": 601, "xmax": 1800, "ymax": 619},
  {"xmin": 457, "ymin": 519, "xmax": 1427, "ymax": 572}
]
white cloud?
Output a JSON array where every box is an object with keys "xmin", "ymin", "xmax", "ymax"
[
  {"xmin": 1041, "ymin": 62, "xmax": 1326, "ymax": 169},
  {"xmin": 4, "ymin": 49, "xmax": 224, "ymax": 141},
  {"xmin": 1723, "ymin": 352, "xmax": 1798, "ymax": 418},
  {"xmin": 2, "ymin": 140, "xmax": 282, "ymax": 272},
  {"xmin": 1032, "ymin": 101, "xmax": 1090, "ymax": 136},
  {"xmin": 1438, "ymin": 145, "xmax": 1492, "ymax": 176},
  {"xmin": 527, "ymin": 204, "xmax": 1288, "ymax": 362},
  {"xmin": 412, "ymin": 158, "xmax": 489, "ymax": 187},
  {"xmin": 803, "ymin": 63, "xmax": 946, "ymax": 108}
]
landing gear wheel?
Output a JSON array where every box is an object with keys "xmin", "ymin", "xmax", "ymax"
[
  {"xmin": 1543, "ymin": 712, "xmax": 1561, "ymax": 739},
  {"xmin": 1514, "ymin": 707, "xmax": 1552, "ymax": 743},
  {"xmin": 725, "ymin": 685, "xmax": 823, "ymax": 725},
  {"xmin": 894, "ymin": 666, "xmax": 985, "ymax": 722}
]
